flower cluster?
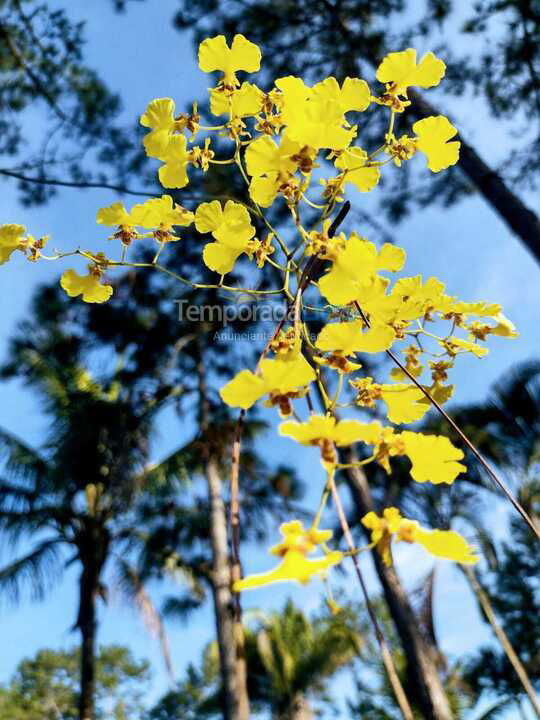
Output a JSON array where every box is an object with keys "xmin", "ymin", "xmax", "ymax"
[{"xmin": 1, "ymin": 35, "xmax": 515, "ymax": 591}]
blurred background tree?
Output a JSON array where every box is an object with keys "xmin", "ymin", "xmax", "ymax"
[{"xmin": 0, "ymin": 644, "xmax": 150, "ymax": 720}]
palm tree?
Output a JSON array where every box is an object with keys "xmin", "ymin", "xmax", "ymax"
[
  {"xmin": 242, "ymin": 600, "xmax": 362, "ymax": 720},
  {"xmin": 0, "ymin": 285, "xmax": 182, "ymax": 720}
]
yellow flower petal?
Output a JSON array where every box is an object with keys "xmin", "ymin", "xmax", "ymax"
[
  {"xmin": 376, "ymin": 49, "xmax": 445, "ymax": 95},
  {"xmin": 335, "ymin": 147, "xmax": 380, "ymax": 193},
  {"xmin": 157, "ymin": 136, "xmax": 191, "ymax": 189},
  {"xmin": 219, "ymin": 369, "xmax": 268, "ymax": 409},
  {"xmin": 249, "ymin": 175, "xmax": 280, "ymax": 207},
  {"xmin": 199, "ymin": 34, "xmax": 261, "ymax": 83},
  {"xmin": 312, "ymin": 76, "xmax": 371, "ymax": 113},
  {"xmin": 195, "ymin": 200, "xmax": 254, "ymax": 247},
  {"xmin": 379, "ymin": 384, "xmax": 430, "ymax": 424},
  {"xmin": 276, "ymin": 75, "xmax": 357, "ymax": 151},
  {"xmin": 60, "ymin": 270, "xmax": 113, "ymax": 304},
  {"xmin": 316, "ymin": 320, "xmax": 395, "ymax": 356},
  {"xmin": 414, "ymin": 528, "xmax": 478, "ymax": 565},
  {"xmin": 413, "ymin": 116, "xmax": 460, "ymax": 172},
  {"xmin": 229, "ymin": 34, "xmax": 262, "ymax": 73},
  {"xmin": 194, "ymin": 200, "xmax": 223, "ymax": 233},
  {"xmin": 202, "ymin": 242, "xmax": 242, "ymax": 274},
  {"xmin": 260, "ymin": 353, "xmax": 316, "ymax": 392},
  {"xmin": 96, "ymin": 202, "xmax": 133, "ymax": 227},
  {"xmin": 217, "ymin": 201, "xmax": 255, "ymax": 246},
  {"xmin": 0, "ymin": 224, "xmax": 25, "ymax": 265},
  {"xmin": 140, "ymin": 98, "xmax": 176, "ymax": 159},
  {"xmin": 210, "ymin": 81, "xmax": 263, "ymax": 117},
  {"xmin": 280, "ymin": 415, "xmax": 337, "ymax": 445},
  {"xmin": 245, "ymin": 134, "xmax": 299, "ymax": 177},
  {"xmin": 401, "ymin": 431, "xmax": 466, "ymax": 485},
  {"xmin": 490, "ymin": 313, "xmax": 518, "ymax": 338}
]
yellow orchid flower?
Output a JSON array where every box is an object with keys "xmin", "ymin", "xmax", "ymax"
[
  {"xmin": 234, "ymin": 520, "xmax": 342, "ymax": 591},
  {"xmin": 275, "ymin": 75, "xmax": 361, "ymax": 150},
  {"xmin": 198, "ymin": 34, "xmax": 261, "ymax": 88},
  {"xmin": 334, "ymin": 147, "xmax": 381, "ymax": 193},
  {"xmin": 194, "ymin": 200, "xmax": 255, "ymax": 274},
  {"xmin": 316, "ymin": 320, "xmax": 396, "ymax": 356},
  {"xmin": 412, "ymin": 116, "xmax": 461, "ymax": 172},
  {"xmin": 219, "ymin": 353, "xmax": 316, "ymax": 416},
  {"xmin": 467, "ymin": 313, "xmax": 518, "ymax": 341},
  {"xmin": 97, "ymin": 196, "xmax": 193, "ymax": 246},
  {"xmin": 362, "ymin": 507, "xmax": 478, "ymax": 566},
  {"xmin": 210, "ymin": 81, "xmax": 263, "ymax": 117},
  {"xmin": 245, "ymin": 134, "xmax": 301, "ymax": 177},
  {"xmin": 351, "ymin": 375, "xmax": 453, "ymax": 425},
  {"xmin": 336, "ymin": 418, "xmax": 465, "ymax": 484},
  {"xmin": 376, "ymin": 49, "xmax": 446, "ymax": 99},
  {"xmin": 441, "ymin": 336, "xmax": 489, "ymax": 358},
  {"xmin": 280, "ymin": 414, "xmax": 379, "ymax": 467},
  {"xmin": 275, "ymin": 76, "xmax": 357, "ymax": 151},
  {"xmin": 244, "ymin": 133, "xmax": 303, "ymax": 207},
  {"xmin": 319, "ymin": 233, "xmax": 406, "ymax": 306},
  {"xmin": 401, "ymin": 430, "xmax": 466, "ymax": 484},
  {"xmin": 60, "ymin": 269, "xmax": 113, "ymax": 304},
  {"xmin": 0, "ymin": 224, "xmax": 26, "ymax": 265},
  {"xmin": 128, "ymin": 195, "xmax": 194, "ymax": 230},
  {"xmin": 97, "ymin": 195, "xmax": 193, "ymax": 231}
]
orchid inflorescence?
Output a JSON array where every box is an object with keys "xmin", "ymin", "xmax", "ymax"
[{"xmin": 1, "ymin": 35, "xmax": 519, "ymax": 595}]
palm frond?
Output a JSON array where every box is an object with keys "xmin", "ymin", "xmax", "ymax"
[
  {"xmin": 0, "ymin": 427, "xmax": 48, "ymax": 485},
  {"xmin": 114, "ymin": 557, "xmax": 175, "ymax": 685},
  {"xmin": 470, "ymin": 696, "xmax": 514, "ymax": 720},
  {"xmin": 0, "ymin": 539, "xmax": 63, "ymax": 604}
]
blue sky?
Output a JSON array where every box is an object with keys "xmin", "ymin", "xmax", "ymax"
[{"xmin": 0, "ymin": 2, "xmax": 538, "ymax": 717}]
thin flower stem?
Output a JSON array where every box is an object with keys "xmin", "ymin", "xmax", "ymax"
[
  {"xmin": 312, "ymin": 475, "xmax": 332, "ymax": 529},
  {"xmin": 328, "ymin": 472, "xmax": 414, "ymax": 720}
]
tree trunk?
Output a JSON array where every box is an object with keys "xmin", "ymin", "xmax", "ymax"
[
  {"xmin": 462, "ymin": 565, "xmax": 540, "ymax": 718},
  {"xmin": 344, "ymin": 454, "xmax": 453, "ymax": 720},
  {"xmin": 206, "ymin": 455, "xmax": 246, "ymax": 720},
  {"xmin": 408, "ymin": 89, "xmax": 540, "ymax": 266},
  {"xmin": 281, "ymin": 693, "xmax": 314, "ymax": 720},
  {"xmin": 197, "ymin": 351, "xmax": 250, "ymax": 720},
  {"xmin": 77, "ymin": 560, "xmax": 99, "ymax": 720}
]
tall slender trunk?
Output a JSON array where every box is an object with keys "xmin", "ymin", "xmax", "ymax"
[
  {"xmin": 281, "ymin": 693, "xmax": 314, "ymax": 720},
  {"xmin": 408, "ymin": 89, "xmax": 540, "ymax": 266},
  {"xmin": 197, "ymin": 350, "xmax": 250, "ymax": 720},
  {"xmin": 206, "ymin": 455, "xmax": 242, "ymax": 720},
  {"xmin": 462, "ymin": 565, "xmax": 540, "ymax": 718},
  {"xmin": 344, "ymin": 454, "xmax": 453, "ymax": 720},
  {"xmin": 76, "ymin": 519, "xmax": 109, "ymax": 720},
  {"xmin": 78, "ymin": 563, "xmax": 97, "ymax": 720}
]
